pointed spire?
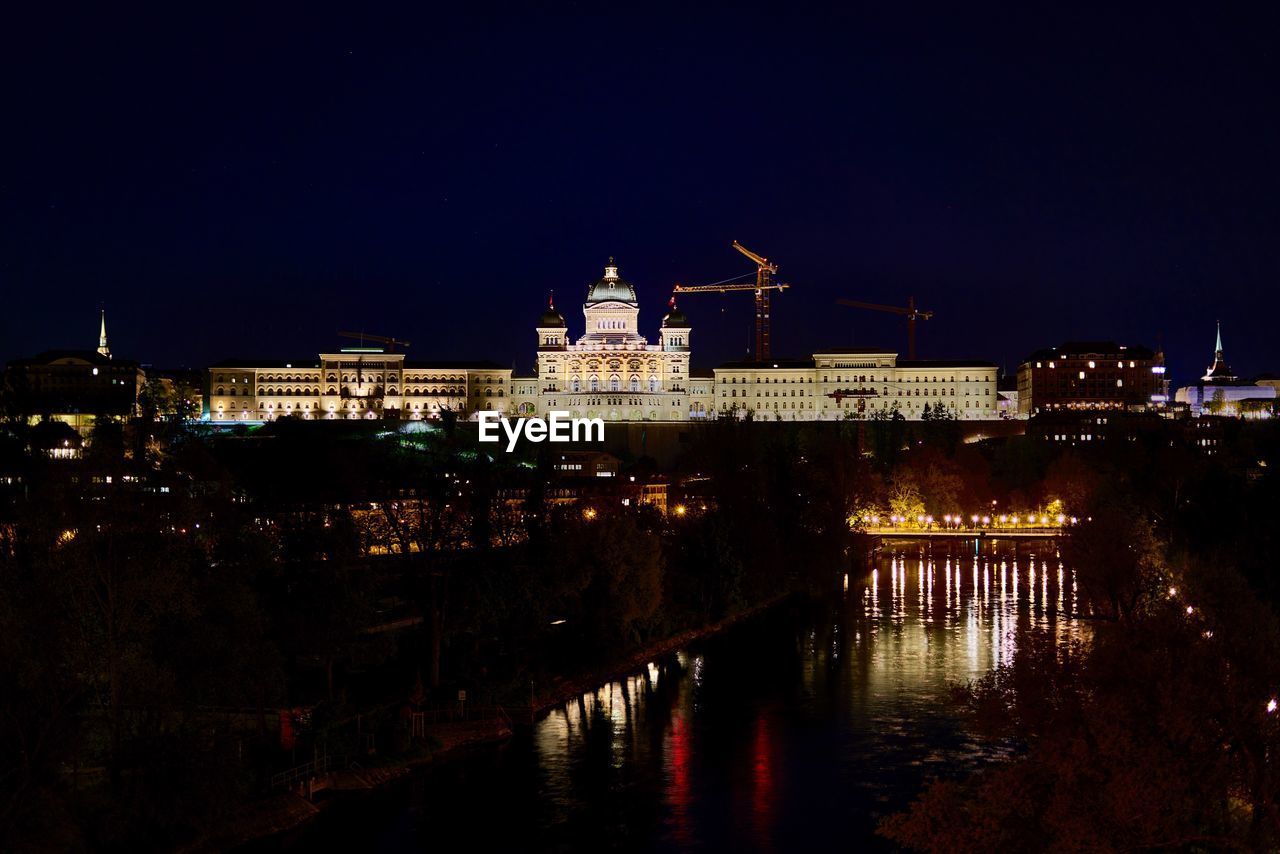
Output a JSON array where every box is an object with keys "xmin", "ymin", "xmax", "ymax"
[
  {"xmin": 1203, "ymin": 320, "xmax": 1236, "ymax": 382},
  {"xmin": 97, "ymin": 309, "xmax": 111, "ymax": 359},
  {"xmin": 548, "ymin": 289, "xmax": 555, "ymax": 310}
]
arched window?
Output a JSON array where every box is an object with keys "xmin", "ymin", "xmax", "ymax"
[
  {"xmin": 571, "ymin": 377, "xmax": 581, "ymax": 392},
  {"xmin": 648, "ymin": 376, "xmax": 659, "ymax": 392},
  {"xmin": 589, "ymin": 376, "xmax": 600, "ymax": 392},
  {"xmin": 609, "ymin": 375, "xmax": 621, "ymax": 392},
  {"xmin": 629, "ymin": 376, "xmax": 640, "ymax": 392}
]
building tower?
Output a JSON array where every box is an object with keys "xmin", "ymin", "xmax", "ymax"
[
  {"xmin": 97, "ymin": 309, "xmax": 111, "ymax": 359},
  {"xmin": 579, "ymin": 258, "xmax": 644, "ymax": 347},
  {"xmin": 661, "ymin": 296, "xmax": 691, "ymax": 352},
  {"xmin": 536, "ymin": 291, "xmax": 567, "ymax": 351},
  {"xmin": 1202, "ymin": 321, "xmax": 1236, "ymax": 383}
]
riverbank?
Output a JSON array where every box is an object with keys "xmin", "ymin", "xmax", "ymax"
[
  {"xmin": 210, "ymin": 591, "xmax": 800, "ymax": 850},
  {"xmin": 525, "ymin": 590, "xmax": 798, "ymax": 720},
  {"xmin": 186, "ymin": 718, "xmax": 512, "ymax": 852}
]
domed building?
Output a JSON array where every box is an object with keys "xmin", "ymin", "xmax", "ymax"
[{"xmin": 513, "ymin": 259, "xmax": 697, "ymax": 421}]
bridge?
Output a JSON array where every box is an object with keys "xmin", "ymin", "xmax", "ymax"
[{"xmin": 863, "ymin": 526, "xmax": 1062, "ymax": 540}]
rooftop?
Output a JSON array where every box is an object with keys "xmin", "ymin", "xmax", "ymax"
[
  {"xmin": 1024, "ymin": 341, "xmax": 1158, "ymax": 361},
  {"xmin": 585, "ymin": 259, "xmax": 638, "ymax": 304}
]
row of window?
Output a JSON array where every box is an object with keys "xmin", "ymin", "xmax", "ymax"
[
  {"xmin": 215, "ymin": 386, "xmax": 469, "ymax": 397},
  {"xmin": 723, "ymin": 388, "xmax": 994, "ymax": 398},
  {"xmin": 720, "ymin": 374, "xmax": 993, "ymax": 384}
]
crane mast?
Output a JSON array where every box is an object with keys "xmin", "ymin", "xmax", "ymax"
[{"xmin": 673, "ymin": 241, "xmax": 789, "ymax": 361}]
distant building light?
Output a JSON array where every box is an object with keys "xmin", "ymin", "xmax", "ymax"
[{"xmin": 1152, "ymin": 366, "xmax": 1166, "ymax": 374}]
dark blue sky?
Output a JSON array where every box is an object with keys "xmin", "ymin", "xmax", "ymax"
[{"xmin": 2, "ymin": 4, "xmax": 1276, "ymax": 386}]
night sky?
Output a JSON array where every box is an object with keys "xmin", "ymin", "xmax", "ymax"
[{"xmin": 2, "ymin": 5, "xmax": 1277, "ymax": 386}]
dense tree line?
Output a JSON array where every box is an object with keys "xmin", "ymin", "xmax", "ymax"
[{"xmin": 880, "ymin": 423, "xmax": 1280, "ymax": 850}]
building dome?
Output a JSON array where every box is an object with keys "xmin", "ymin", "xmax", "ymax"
[
  {"xmin": 661, "ymin": 297, "xmax": 690, "ymax": 328},
  {"xmin": 585, "ymin": 257, "xmax": 637, "ymax": 304},
  {"xmin": 539, "ymin": 293, "xmax": 566, "ymax": 328}
]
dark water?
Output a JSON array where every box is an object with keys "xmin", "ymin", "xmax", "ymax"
[{"xmin": 295, "ymin": 541, "xmax": 1084, "ymax": 852}]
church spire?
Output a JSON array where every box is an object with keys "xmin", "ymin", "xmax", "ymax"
[
  {"xmin": 1202, "ymin": 320, "xmax": 1235, "ymax": 383},
  {"xmin": 97, "ymin": 309, "xmax": 111, "ymax": 359}
]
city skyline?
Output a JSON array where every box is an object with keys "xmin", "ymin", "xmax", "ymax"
[{"xmin": 2, "ymin": 6, "xmax": 1277, "ymax": 384}]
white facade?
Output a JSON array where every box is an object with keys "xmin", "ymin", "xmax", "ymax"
[
  {"xmin": 1174, "ymin": 384, "xmax": 1275, "ymax": 418},
  {"xmin": 207, "ymin": 352, "xmax": 512, "ymax": 422},
  {"xmin": 710, "ymin": 351, "xmax": 999, "ymax": 421}
]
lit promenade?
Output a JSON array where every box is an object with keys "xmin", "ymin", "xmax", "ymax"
[{"xmin": 863, "ymin": 526, "xmax": 1061, "ymax": 539}]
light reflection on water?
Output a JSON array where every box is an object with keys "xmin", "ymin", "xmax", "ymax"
[{"xmin": 298, "ymin": 540, "xmax": 1087, "ymax": 852}]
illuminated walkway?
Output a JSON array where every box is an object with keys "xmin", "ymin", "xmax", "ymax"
[{"xmin": 864, "ymin": 527, "xmax": 1061, "ymax": 539}]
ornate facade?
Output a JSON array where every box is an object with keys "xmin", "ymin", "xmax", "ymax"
[{"xmin": 511, "ymin": 260, "xmax": 694, "ymax": 421}]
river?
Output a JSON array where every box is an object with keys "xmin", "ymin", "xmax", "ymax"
[{"xmin": 291, "ymin": 539, "xmax": 1085, "ymax": 851}]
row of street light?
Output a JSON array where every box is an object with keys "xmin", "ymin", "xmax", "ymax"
[{"xmin": 863, "ymin": 513, "xmax": 1074, "ymax": 529}]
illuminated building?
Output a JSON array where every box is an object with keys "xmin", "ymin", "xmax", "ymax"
[
  {"xmin": 205, "ymin": 352, "xmax": 510, "ymax": 422},
  {"xmin": 1017, "ymin": 341, "xmax": 1166, "ymax": 416},
  {"xmin": 1, "ymin": 312, "xmax": 145, "ymax": 433},
  {"xmin": 512, "ymin": 260, "xmax": 694, "ymax": 421},
  {"xmin": 711, "ymin": 352, "xmax": 998, "ymax": 420},
  {"xmin": 204, "ymin": 259, "xmax": 999, "ymax": 424},
  {"xmin": 511, "ymin": 261, "xmax": 998, "ymax": 422},
  {"xmin": 1173, "ymin": 323, "xmax": 1275, "ymax": 418}
]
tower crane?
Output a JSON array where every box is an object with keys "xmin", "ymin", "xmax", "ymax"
[
  {"xmin": 337, "ymin": 331, "xmax": 412, "ymax": 352},
  {"xmin": 835, "ymin": 297, "xmax": 933, "ymax": 360},
  {"xmin": 673, "ymin": 241, "xmax": 789, "ymax": 361}
]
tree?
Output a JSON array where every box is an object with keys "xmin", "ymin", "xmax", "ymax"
[
  {"xmin": 1060, "ymin": 493, "xmax": 1168, "ymax": 621},
  {"xmin": 1205, "ymin": 387, "xmax": 1228, "ymax": 415}
]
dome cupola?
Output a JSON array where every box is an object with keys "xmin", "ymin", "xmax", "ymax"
[{"xmin": 585, "ymin": 257, "xmax": 637, "ymax": 304}]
